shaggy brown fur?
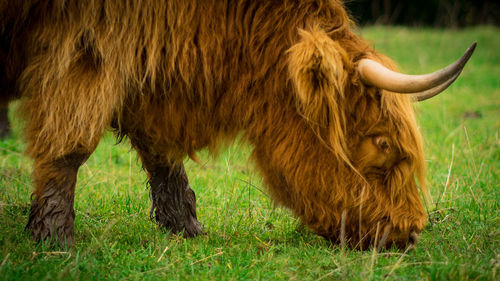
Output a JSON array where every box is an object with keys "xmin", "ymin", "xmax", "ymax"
[{"xmin": 1, "ymin": 0, "xmax": 427, "ymax": 249}]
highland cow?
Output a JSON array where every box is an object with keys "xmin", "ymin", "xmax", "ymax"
[{"xmin": 0, "ymin": 0, "xmax": 475, "ymax": 249}]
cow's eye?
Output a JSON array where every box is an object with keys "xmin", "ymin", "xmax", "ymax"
[{"xmin": 373, "ymin": 135, "xmax": 391, "ymax": 154}]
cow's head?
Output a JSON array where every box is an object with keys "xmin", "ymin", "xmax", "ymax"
[{"xmin": 255, "ymin": 26, "xmax": 475, "ymax": 250}]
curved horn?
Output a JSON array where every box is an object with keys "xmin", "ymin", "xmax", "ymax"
[
  {"xmin": 358, "ymin": 42, "xmax": 477, "ymax": 94},
  {"xmin": 410, "ymin": 71, "xmax": 461, "ymax": 101}
]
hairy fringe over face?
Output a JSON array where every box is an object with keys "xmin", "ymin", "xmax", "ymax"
[{"xmin": 2, "ymin": 0, "xmax": 428, "ymax": 247}]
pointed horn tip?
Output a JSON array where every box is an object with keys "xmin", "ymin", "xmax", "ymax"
[
  {"xmin": 358, "ymin": 41, "xmax": 478, "ymax": 94},
  {"xmin": 461, "ymin": 42, "xmax": 477, "ymax": 64},
  {"xmin": 465, "ymin": 42, "xmax": 477, "ymax": 58},
  {"xmin": 411, "ymin": 42, "xmax": 477, "ymax": 102}
]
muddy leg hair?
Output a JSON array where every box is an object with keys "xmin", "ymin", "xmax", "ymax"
[
  {"xmin": 149, "ymin": 163, "xmax": 203, "ymax": 237},
  {"xmin": 26, "ymin": 152, "xmax": 90, "ymax": 247},
  {"xmin": 130, "ymin": 139, "xmax": 203, "ymax": 237}
]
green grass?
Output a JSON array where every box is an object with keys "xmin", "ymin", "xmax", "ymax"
[{"xmin": 1, "ymin": 26, "xmax": 499, "ymax": 280}]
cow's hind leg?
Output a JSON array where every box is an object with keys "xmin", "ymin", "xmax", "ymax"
[
  {"xmin": 20, "ymin": 47, "xmax": 118, "ymax": 247},
  {"xmin": 26, "ymin": 152, "xmax": 91, "ymax": 247},
  {"xmin": 131, "ymin": 141, "xmax": 203, "ymax": 237}
]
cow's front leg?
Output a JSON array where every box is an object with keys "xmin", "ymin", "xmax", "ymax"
[
  {"xmin": 26, "ymin": 152, "xmax": 90, "ymax": 248},
  {"xmin": 148, "ymin": 163, "xmax": 203, "ymax": 237}
]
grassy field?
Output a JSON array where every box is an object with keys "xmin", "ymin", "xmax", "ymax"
[{"xmin": 0, "ymin": 26, "xmax": 498, "ymax": 280}]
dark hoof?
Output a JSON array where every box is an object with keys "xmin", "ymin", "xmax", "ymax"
[
  {"xmin": 154, "ymin": 191, "xmax": 205, "ymax": 239},
  {"xmin": 26, "ymin": 188, "xmax": 75, "ymax": 248},
  {"xmin": 176, "ymin": 217, "xmax": 204, "ymax": 238},
  {"xmin": 156, "ymin": 215, "xmax": 204, "ymax": 238},
  {"xmin": 155, "ymin": 213, "xmax": 205, "ymax": 239}
]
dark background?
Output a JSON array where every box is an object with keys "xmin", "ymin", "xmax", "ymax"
[{"xmin": 344, "ymin": 0, "xmax": 499, "ymax": 27}]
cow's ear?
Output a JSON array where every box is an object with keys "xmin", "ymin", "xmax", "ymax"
[{"xmin": 287, "ymin": 27, "xmax": 350, "ymax": 127}]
